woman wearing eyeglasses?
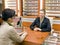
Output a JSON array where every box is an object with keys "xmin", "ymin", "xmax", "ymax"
[
  {"xmin": 30, "ymin": 10, "xmax": 51, "ymax": 32},
  {"xmin": 0, "ymin": 9, "xmax": 27, "ymax": 45}
]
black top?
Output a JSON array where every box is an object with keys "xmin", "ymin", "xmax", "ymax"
[
  {"xmin": 0, "ymin": 15, "xmax": 2, "ymax": 18},
  {"xmin": 30, "ymin": 17, "xmax": 51, "ymax": 32}
]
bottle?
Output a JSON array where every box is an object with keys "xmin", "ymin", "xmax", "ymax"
[{"xmin": 17, "ymin": 17, "xmax": 22, "ymax": 28}]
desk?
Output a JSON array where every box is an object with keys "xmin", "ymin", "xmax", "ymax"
[
  {"xmin": 16, "ymin": 27, "xmax": 50, "ymax": 45},
  {"xmin": 21, "ymin": 27, "xmax": 50, "ymax": 45}
]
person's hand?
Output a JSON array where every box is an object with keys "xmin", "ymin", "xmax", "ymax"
[
  {"xmin": 34, "ymin": 28, "xmax": 41, "ymax": 31},
  {"xmin": 17, "ymin": 32, "xmax": 24, "ymax": 35},
  {"xmin": 18, "ymin": 31, "xmax": 28, "ymax": 36},
  {"xmin": 23, "ymin": 32, "xmax": 28, "ymax": 36}
]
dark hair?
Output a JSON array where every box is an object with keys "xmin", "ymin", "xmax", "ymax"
[{"xmin": 2, "ymin": 9, "xmax": 15, "ymax": 21}]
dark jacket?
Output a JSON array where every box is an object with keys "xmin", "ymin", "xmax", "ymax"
[{"xmin": 30, "ymin": 17, "xmax": 51, "ymax": 32}]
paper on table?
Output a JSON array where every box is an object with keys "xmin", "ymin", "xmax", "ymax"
[{"xmin": 16, "ymin": 28, "xmax": 22, "ymax": 33}]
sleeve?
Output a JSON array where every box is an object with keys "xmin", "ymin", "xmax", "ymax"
[
  {"xmin": 8, "ymin": 27, "xmax": 27, "ymax": 43},
  {"xmin": 30, "ymin": 18, "xmax": 37, "ymax": 30},
  {"xmin": 41, "ymin": 19, "xmax": 51, "ymax": 32}
]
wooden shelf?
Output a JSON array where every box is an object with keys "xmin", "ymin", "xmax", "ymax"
[
  {"xmin": 22, "ymin": 15, "xmax": 38, "ymax": 18},
  {"xmin": 45, "ymin": 6, "xmax": 60, "ymax": 7},
  {"xmin": 45, "ymin": 2, "xmax": 60, "ymax": 4},
  {"xmin": 46, "ymin": 12, "xmax": 60, "ymax": 14},
  {"xmin": 53, "ymin": 18, "xmax": 60, "ymax": 20},
  {"xmin": 4, "ymin": 0, "xmax": 18, "ymax": 15},
  {"xmin": 45, "ymin": 0, "xmax": 60, "ymax": 17},
  {"xmin": 23, "ymin": 0, "xmax": 40, "ymax": 16}
]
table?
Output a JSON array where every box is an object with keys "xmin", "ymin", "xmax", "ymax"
[{"xmin": 16, "ymin": 27, "xmax": 50, "ymax": 45}]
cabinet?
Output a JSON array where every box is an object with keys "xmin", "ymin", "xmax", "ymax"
[
  {"xmin": 45, "ymin": 0, "xmax": 60, "ymax": 31},
  {"xmin": 45, "ymin": 0, "xmax": 60, "ymax": 17},
  {"xmin": 4, "ymin": 0, "xmax": 18, "ymax": 15},
  {"xmin": 3, "ymin": 0, "xmax": 42, "ymax": 16},
  {"xmin": 23, "ymin": 0, "xmax": 40, "ymax": 16}
]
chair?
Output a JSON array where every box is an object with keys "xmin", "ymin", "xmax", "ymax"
[{"xmin": 46, "ymin": 17, "xmax": 54, "ymax": 34}]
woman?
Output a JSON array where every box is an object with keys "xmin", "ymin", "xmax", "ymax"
[
  {"xmin": 30, "ymin": 10, "xmax": 51, "ymax": 32},
  {"xmin": 0, "ymin": 9, "xmax": 27, "ymax": 45}
]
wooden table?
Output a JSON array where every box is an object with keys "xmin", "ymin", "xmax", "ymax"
[{"xmin": 16, "ymin": 27, "xmax": 50, "ymax": 45}]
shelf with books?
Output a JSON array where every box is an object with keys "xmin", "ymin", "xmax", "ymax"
[
  {"xmin": 4, "ymin": 0, "xmax": 18, "ymax": 14},
  {"xmin": 45, "ymin": 0, "xmax": 60, "ymax": 3},
  {"xmin": 23, "ymin": 0, "xmax": 39, "ymax": 16},
  {"xmin": 45, "ymin": 2, "xmax": 60, "ymax": 4},
  {"xmin": 45, "ymin": 0, "xmax": 60, "ymax": 17}
]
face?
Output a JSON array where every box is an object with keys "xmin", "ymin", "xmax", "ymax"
[
  {"xmin": 7, "ymin": 16, "xmax": 15, "ymax": 23},
  {"xmin": 39, "ymin": 11, "xmax": 45, "ymax": 19}
]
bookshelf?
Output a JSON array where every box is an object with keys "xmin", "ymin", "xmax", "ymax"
[
  {"xmin": 23, "ymin": 0, "xmax": 40, "ymax": 16},
  {"xmin": 45, "ymin": 0, "xmax": 60, "ymax": 17},
  {"xmin": 4, "ymin": 0, "xmax": 40, "ymax": 16},
  {"xmin": 4, "ymin": 0, "xmax": 18, "ymax": 15}
]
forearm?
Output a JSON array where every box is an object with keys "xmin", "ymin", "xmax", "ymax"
[
  {"xmin": 20, "ymin": 33, "xmax": 27, "ymax": 42},
  {"xmin": 41, "ymin": 28, "xmax": 51, "ymax": 32}
]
